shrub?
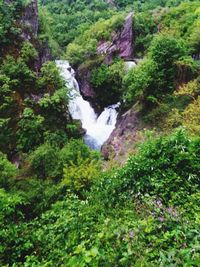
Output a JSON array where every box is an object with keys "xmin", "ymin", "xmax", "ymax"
[
  {"xmin": 1, "ymin": 56, "xmax": 36, "ymax": 95},
  {"xmin": 91, "ymin": 60, "xmax": 125, "ymax": 107},
  {"xmin": 59, "ymin": 139, "xmax": 100, "ymax": 166},
  {"xmin": 123, "ymin": 58, "xmax": 157, "ymax": 105},
  {"xmin": 91, "ymin": 130, "xmax": 200, "ymax": 206},
  {"xmin": 123, "ymin": 34, "xmax": 189, "ymax": 107},
  {"xmin": 62, "ymin": 155, "xmax": 100, "ymax": 194},
  {"xmin": 0, "ymin": 152, "xmax": 17, "ymax": 189},
  {"xmin": 182, "ymin": 96, "xmax": 200, "ymax": 135},
  {"xmin": 20, "ymin": 41, "xmax": 38, "ymax": 65},
  {"xmin": 37, "ymin": 61, "xmax": 66, "ymax": 94},
  {"xmin": 16, "ymin": 108, "xmax": 44, "ymax": 153},
  {"xmin": 29, "ymin": 143, "xmax": 61, "ymax": 180}
]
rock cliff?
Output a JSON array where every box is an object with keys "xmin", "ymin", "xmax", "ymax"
[
  {"xmin": 101, "ymin": 108, "xmax": 139, "ymax": 160},
  {"xmin": 21, "ymin": 0, "xmax": 39, "ymax": 41},
  {"xmin": 97, "ymin": 12, "xmax": 134, "ymax": 63},
  {"xmin": 5, "ymin": 0, "xmax": 51, "ymax": 69}
]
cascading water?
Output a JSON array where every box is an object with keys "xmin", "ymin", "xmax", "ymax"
[{"xmin": 56, "ymin": 60, "xmax": 119, "ymax": 150}]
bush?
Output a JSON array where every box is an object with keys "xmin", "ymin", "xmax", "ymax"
[
  {"xmin": 59, "ymin": 139, "xmax": 100, "ymax": 166},
  {"xmin": 1, "ymin": 56, "xmax": 36, "ymax": 95},
  {"xmin": 20, "ymin": 41, "xmax": 38, "ymax": 65},
  {"xmin": 16, "ymin": 108, "xmax": 44, "ymax": 153},
  {"xmin": 91, "ymin": 130, "xmax": 200, "ymax": 206},
  {"xmin": 29, "ymin": 143, "xmax": 61, "ymax": 180},
  {"xmin": 123, "ymin": 58, "xmax": 157, "ymax": 105},
  {"xmin": 37, "ymin": 61, "xmax": 66, "ymax": 94},
  {"xmin": 183, "ymin": 96, "xmax": 200, "ymax": 135},
  {"xmin": 62, "ymin": 155, "xmax": 100, "ymax": 194},
  {"xmin": 91, "ymin": 60, "xmax": 125, "ymax": 108},
  {"xmin": 123, "ymin": 34, "xmax": 189, "ymax": 107},
  {"xmin": 0, "ymin": 152, "xmax": 17, "ymax": 189}
]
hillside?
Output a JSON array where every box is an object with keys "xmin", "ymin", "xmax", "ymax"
[{"xmin": 0, "ymin": 0, "xmax": 200, "ymax": 266}]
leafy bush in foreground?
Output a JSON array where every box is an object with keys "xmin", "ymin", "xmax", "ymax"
[{"xmin": 1, "ymin": 131, "xmax": 199, "ymax": 266}]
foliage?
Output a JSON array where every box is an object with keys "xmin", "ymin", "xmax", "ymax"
[
  {"xmin": 28, "ymin": 139, "xmax": 100, "ymax": 181},
  {"xmin": 62, "ymin": 155, "xmax": 100, "ymax": 194},
  {"xmin": 123, "ymin": 58, "xmax": 157, "ymax": 105},
  {"xmin": 1, "ymin": 56, "xmax": 36, "ymax": 95},
  {"xmin": 65, "ymin": 14, "xmax": 124, "ymax": 65},
  {"xmin": 90, "ymin": 60, "xmax": 125, "ymax": 108},
  {"xmin": 17, "ymin": 108, "xmax": 44, "ymax": 153},
  {"xmin": 0, "ymin": 0, "xmax": 24, "ymax": 56},
  {"xmin": 91, "ymin": 130, "xmax": 200, "ymax": 206},
  {"xmin": 182, "ymin": 96, "xmax": 200, "ymax": 135},
  {"xmin": 28, "ymin": 143, "xmax": 61, "ymax": 180},
  {"xmin": 134, "ymin": 11, "xmax": 157, "ymax": 56},
  {"xmin": 148, "ymin": 34, "xmax": 188, "ymax": 93},
  {"xmin": 40, "ymin": 0, "xmax": 116, "ymax": 50},
  {"xmin": 37, "ymin": 61, "xmax": 66, "ymax": 94},
  {"xmin": 0, "ymin": 152, "xmax": 17, "ymax": 189},
  {"xmin": 59, "ymin": 139, "xmax": 98, "ymax": 166},
  {"xmin": 124, "ymin": 34, "xmax": 188, "ymax": 107},
  {"xmin": 1, "ymin": 131, "xmax": 199, "ymax": 266},
  {"xmin": 20, "ymin": 41, "xmax": 38, "ymax": 65},
  {"xmin": 0, "ymin": 1, "xmax": 200, "ymax": 266},
  {"xmin": 175, "ymin": 79, "xmax": 200, "ymax": 99}
]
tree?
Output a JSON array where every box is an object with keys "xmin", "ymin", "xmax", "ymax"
[
  {"xmin": 148, "ymin": 34, "xmax": 188, "ymax": 95},
  {"xmin": 0, "ymin": 152, "xmax": 17, "ymax": 189},
  {"xmin": 16, "ymin": 108, "xmax": 44, "ymax": 153}
]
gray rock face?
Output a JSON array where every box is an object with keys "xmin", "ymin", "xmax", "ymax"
[
  {"xmin": 116, "ymin": 12, "xmax": 134, "ymax": 59},
  {"xmin": 5, "ymin": 0, "xmax": 38, "ymax": 41},
  {"xmin": 97, "ymin": 12, "xmax": 134, "ymax": 63},
  {"xmin": 21, "ymin": 0, "xmax": 39, "ymax": 40},
  {"xmin": 101, "ymin": 108, "xmax": 138, "ymax": 160},
  {"xmin": 76, "ymin": 69, "xmax": 96, "ymax": 99}
]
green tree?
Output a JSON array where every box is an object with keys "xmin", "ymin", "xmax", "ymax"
[
  {"xmin": 1, "ymin": 56, "xmax": 36, "ymax": 96},
  {"xmin": 29, "ymin": 143, "xmax": 60, "ymax": 180},
  {"xmin": 0, "ymin": 152, "xmax": 17, "ymax": 189},
  {"xmin": 16, "ymin": 108, "xmax": 44, "ymax": 153},
  {"xmin": 20, "ymin": 41, "xmax": 38, "ymax": 66},
  {"xmin": 91, "ymin": 60, "xmax": 125, "ymax": 108}
]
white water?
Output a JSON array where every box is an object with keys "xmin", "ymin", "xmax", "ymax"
[
  {"xmin": 56, "ymin": 60, "xmax": 119, "ymax": 150},
  {"xmin": 125, "ymin": 61, "xmax": 136, "ymax": 72}
]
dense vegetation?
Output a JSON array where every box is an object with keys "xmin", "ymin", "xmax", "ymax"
[
  {"xmin": 0, "ymin": 0, "xmax": 200, "ymax": 266},
  {"xmin": 1, "ymin": 131, "xmax": 200, "ymax": 266}
]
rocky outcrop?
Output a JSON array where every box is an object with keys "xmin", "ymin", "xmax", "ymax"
[
  {"xmin": 76, "ymin": 12, "xmax": 134, "ymax": 110},
  {"xmin": 76, "ymin": 67, "xmax": 96, "ymax": 99},
  {"xmin": 97, "ymin": 12, "xmax": 134, "ymax": 63},
  {"xmin": 21, "ymin": 0, "xmax": 39, "ymax": 41},
  {"xmin": 20, "ymin": 0, "xmax": 51, "ymax": 68},
  {"xmin": 101, "ymin": 108, "xmax": 139, "ymax": 160},
  {"xmin": 36, "ymin": 40, "xmax": 52, "ymax": 70}
]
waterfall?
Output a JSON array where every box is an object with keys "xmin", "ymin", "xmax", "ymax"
[
  {"xmin": 56, "ymin": 60, "xmax": 119, "ymax": 150},
  {"xmin": 125, "ymin": 61, "xmax": 136, "ymax": 72}
]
